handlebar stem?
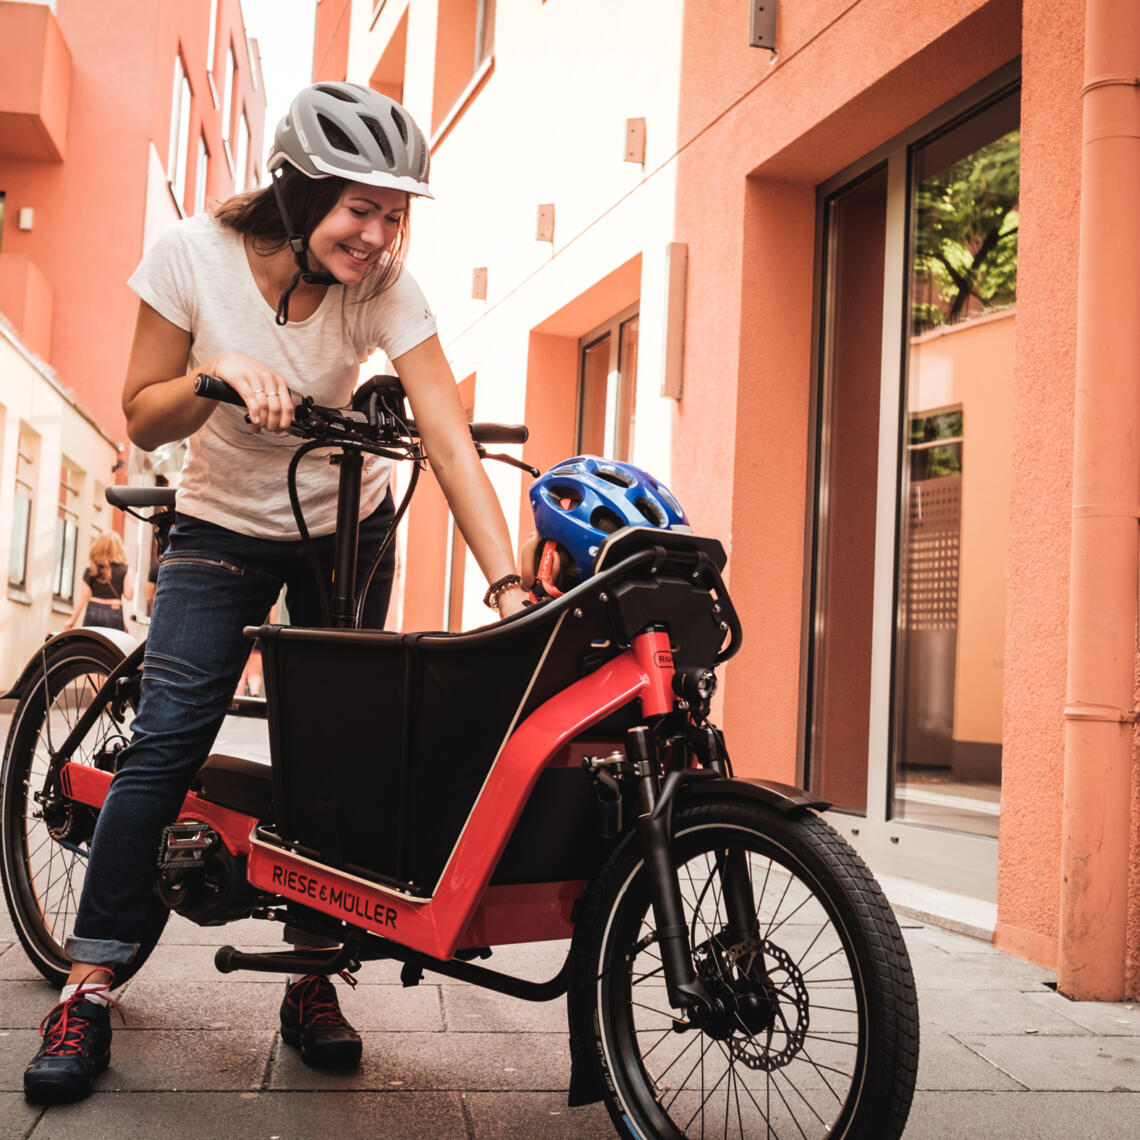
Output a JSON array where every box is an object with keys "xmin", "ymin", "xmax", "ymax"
[{"xmin": 330, "ymin": 450, "xmax": 364, "ymax": 627}]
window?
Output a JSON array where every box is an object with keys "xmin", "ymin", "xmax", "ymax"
[
  {"xmin": 91, "ymin": 482, "xmax": 106, "ymax": 547},
  {"xmin": 431, "ymin": 0, "xmax": 496, "ymax": 135},
  {"xmin": 52, "ymin": 463, "xmax": 80, "ymax": 603},
  {"xmin": 575, "ymin": 305, "xmax": 639, "ymax": 461},
  {"xmin": 234, "ymin": 111, "xmax": 250, "ymax": 195},
  {"xmin": 168, "ymin": 54, "xmax": 193, "ymax": 212},
  {"xmin": 442, "ymin": 377, "xmax": 475, "ymax": 629},
  {"xmin": 806, "ymin": 79, "xmax": 1019, "ymax": 857},
  {"xmin": 207, "ymin": 0, "xmax": 218, "ymax": 68},
  {"xmin": 246, "ymin": 27, "xmax": 259, "ymax": 91},
  {"xmin": 9, "ymin": 426, "xmax": 39, "ymax": 593},
  {"xmin": 222, "ymin": 43, "xmax": 236, "ymax": 152},
  {"xmin": 206, "ymin": 0, "xmax": 220, "ymax": 104},
  {"xmin": 892, "ymin": 94, "xmax": 1018, "ymax": 836},
  {"xmin": 193, "ymin": 133, "xmax": 210, "ymax": 215},
  {"xmin": 370, "ymin": 5, "xmax": 408, "ymax": 103}
]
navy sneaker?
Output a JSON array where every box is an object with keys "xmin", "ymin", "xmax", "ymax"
[
  {"xmin": 24, "ymin": 989, "xmax": 117, "ymax": 1104},
  {"xmin": 279, "ymin": 973, "xmax": 362, "ymax": 1069}
]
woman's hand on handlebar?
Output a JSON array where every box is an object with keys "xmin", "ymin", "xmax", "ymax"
[{"xmin": 204, "ymin": 351, "xmax": 294, "ymax": 433}]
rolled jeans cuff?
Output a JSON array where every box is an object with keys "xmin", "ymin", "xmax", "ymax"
[{"xmin": 65, "ymin": 935, "xmax": 139, "ymax": 967}]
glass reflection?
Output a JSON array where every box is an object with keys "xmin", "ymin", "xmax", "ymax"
[{"xmin": 892, "ymin": 92, "xmax": 1019, "ymax": 837}]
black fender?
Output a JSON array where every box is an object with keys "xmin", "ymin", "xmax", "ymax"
[
  {"xmin": 674, "ymin": 775, "xmax": 829, "ymax": 816},
  {"xmin": 2, "ymin": 627, "xmax": 141, "ymax": 702}
]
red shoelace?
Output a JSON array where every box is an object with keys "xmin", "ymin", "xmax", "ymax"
[
  {"xmin": 288, "ymin": 971, "xmax": 357, "ymax": 1028},
  {"xmin": 37, "ymin": 970, "xmax": 125, "ymax": 1055}
]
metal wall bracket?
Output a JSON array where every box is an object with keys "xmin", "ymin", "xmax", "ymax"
[{"xmin": 749, "ymin": 1, "xmax": 777, "ymax": 51}]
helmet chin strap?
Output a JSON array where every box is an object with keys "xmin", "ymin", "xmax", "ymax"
[{"xmin": 271, "ymin": 169, "xmax": 339, "ymax": 326}]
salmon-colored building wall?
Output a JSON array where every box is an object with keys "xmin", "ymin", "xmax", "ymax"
[
  {"xmin": 0, "ymin": 0, "xmax": 266, "ymax": 681},
  {"xmin": 314, "ymin": 0, "xmax": 351, "ymax": 83},
  {"xmin": 0, "ymin": 0, "xmax": 265, "ymax": 444},
  {"xmin": 344, "ymin": 0, "xmax": 1138, "ymax": 988}
]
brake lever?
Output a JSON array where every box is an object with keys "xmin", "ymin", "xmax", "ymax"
[{"xmin": 474, "ymin": 444, "xmax": 540, "ymax": 477}]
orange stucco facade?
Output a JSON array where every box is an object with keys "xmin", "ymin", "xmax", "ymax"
[
  {"xmin": 0, "ymin": 0, "xmax": 265, "ymax": 442},
  {"xmin": 341, "ymin": 0, "xmax": 1140, "ymax": 996},
  {"xmin": 0, "ymin": 0, "xmax": 265, "ymax": 675}
]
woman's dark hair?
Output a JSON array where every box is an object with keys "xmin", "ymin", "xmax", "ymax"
[{"xmin": 213, "ymin": 165, "xmax": 410, "ymax": 300}]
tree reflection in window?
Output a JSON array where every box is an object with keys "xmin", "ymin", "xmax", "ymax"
[
  {"xmin": 908, "ymin": 410, "xmax": 963, "ymax": 480},
  {"xmin": 912, "ymin": 130, "xmax": 1019, "ymax": 333}
]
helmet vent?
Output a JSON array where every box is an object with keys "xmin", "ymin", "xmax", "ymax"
[
  {"xmin": 390, "ymin": 107, "xmax": 410, "ymax": 145},
  {"xmin": 317, "ymin": 114, "xmax": 361, "ymax": 156},
  {"xmin": 590, "ymin": 507, "xmax": 624, "ymax": 535},
  {"xmin": 547, "ymin": 484, "xmax": 582, "ymax": 510},
  {"xmin": 316, "ymin": 84, "xmax": 358, "ymax": 102},
  {"xmin": 634, "ymin": 497, "xmax": 667, "ymax": 527},
  {"xmin": 655, "ymin": 484, "xmax": 682, "ymax": 516},
  {"xmin": 360, "ymin": 115, "xmax": 395, "ymax": 166},
  {"xmin": 595, "ymin": 466, "xmax": 634, "ymax": 488}
]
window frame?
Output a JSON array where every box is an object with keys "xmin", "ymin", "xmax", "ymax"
[
  {"xmin": 801, "ymin": 61, "xmax": 1022, "ymax": 901},
  {"xmin": 168, "ymin": 52, "xmax": 194, "ymax": 214},
  {"xmin": 574, "ymin": 302, "xmax": 640, "ymax": 462},
  {"xmin": 206, "ymin": 0, "xmax": 220, "ymax": 105},
  {"xmin": 8, "ymin": 427, "xmax": 39, "ymax": 598},
  {"xmin": 52, "ymin": 461, "xmax": 81, "ymax": 604},
  {"xmin": 193, "ymin": 132, "xmax": 210, "ymax": 216},
  {"xmin": 234, "ymin": 109, "xmax": 250, "ymax": 195},
  {"xmin": 222, "ymin": 41, "xmax": 237, "ymax": 172},
  {"xmin": 430, "ymin": 0, "xmax": 497, "ymax": 145}
]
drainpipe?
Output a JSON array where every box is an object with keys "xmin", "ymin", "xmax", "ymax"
[{"xmin": 1058, "ymin": 0, "xmax": 1140, "ymax": 1001}]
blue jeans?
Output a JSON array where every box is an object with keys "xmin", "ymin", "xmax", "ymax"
[{"xmin": 66, "ymin": 494, "xmax": 395, "ymax": 966}]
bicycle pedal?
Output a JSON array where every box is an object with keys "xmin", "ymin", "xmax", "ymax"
[{"xmin": 158, "ymin": 821, "xmax": 216, "ymax": 870}]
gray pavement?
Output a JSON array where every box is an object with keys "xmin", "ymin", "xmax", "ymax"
[{"xmin": 1, "ymin": 710, "xmax": 1139, "ymax": 1136}]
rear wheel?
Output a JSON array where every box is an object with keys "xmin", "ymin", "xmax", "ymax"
[
  {"xmin": 0, "ymin": 641, "xmax": 168, "ymax": 987},
  {"xmin": 570, "ymin": 798, "xmax": 919, "ymax": 1139}
]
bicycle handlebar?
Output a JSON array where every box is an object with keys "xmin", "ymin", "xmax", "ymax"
[
  {"xmin": 193, "ymin": 372, "xmax": 252, "ymax": 407},
  {"xmin": 194, "ymin": 373, "xmax": 528, "ymax": 446}
]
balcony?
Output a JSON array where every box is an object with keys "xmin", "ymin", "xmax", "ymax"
[
  {"xmin": 0, "ymin": 1, "xmax": 71, "ymax": 162},
  {"xmin": 0, "ymin": 253, "xmax": 54, "ymax": 360}
]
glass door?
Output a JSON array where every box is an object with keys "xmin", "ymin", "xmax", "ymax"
[{"xmin": 805, "ymin": 74, "xmax": 1020, "ymax": 899}]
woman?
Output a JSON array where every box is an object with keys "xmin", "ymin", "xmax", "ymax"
[
  {"xmin": 24, "ymin": 83, "xmax": 526, "ymax": 1105},
  {"xmin": 63, "ymin": 532, "xmax": 135, "ymax": 632}
]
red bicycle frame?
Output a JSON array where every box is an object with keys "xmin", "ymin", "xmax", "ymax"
[{"xmin": 60, "ymin": 628, "xmax": 677, "ymax": 959}]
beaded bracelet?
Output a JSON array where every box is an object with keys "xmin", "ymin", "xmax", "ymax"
[{"xmin": 483, "ymin": 573, "xmax": 523, "ymax": 611}]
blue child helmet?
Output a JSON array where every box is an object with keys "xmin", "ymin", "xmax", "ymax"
[{"xmin": 528, "ymin": 455, "xmax": 690, "ymax": 596}]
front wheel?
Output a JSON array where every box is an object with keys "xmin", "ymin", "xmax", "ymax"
[
  {"xmin": 569, "ymin": 798, "xmax": 919, "ymax": 1139},
  {"xmin": 0, "ymin": 640, "xmax": 168, "ymax": 987}
]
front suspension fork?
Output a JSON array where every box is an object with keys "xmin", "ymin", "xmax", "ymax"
[{"xmin": 628, "ymin": 726, "xmax": 728, "ymax": 1017}]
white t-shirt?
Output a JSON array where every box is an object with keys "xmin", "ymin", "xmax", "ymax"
[{"xmin": 128, "ymin": 212, "xmax": 437, "ymax": 538}]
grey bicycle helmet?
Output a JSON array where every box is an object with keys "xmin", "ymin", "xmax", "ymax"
[{"xmin": 267, "ymin": 82, "xmax": 432, "ymax": 198}]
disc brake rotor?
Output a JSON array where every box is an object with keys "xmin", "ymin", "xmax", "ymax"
[{"xmin": 721, "ymin": 938, "xmax": 810, "ymax": 1070}]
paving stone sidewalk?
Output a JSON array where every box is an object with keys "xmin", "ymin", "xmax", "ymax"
[{"xmin": 2, "ymin": 713, "xmax": 1139, "ymax": 1137}]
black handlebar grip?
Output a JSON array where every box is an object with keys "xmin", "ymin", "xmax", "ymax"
[
  {"xmin": 469, "ymin": 423, "xmax": 529, "ymax": 445},
  {"xmin": 194, "ymin": 373, "xmax": 246, "ymax": 407}
]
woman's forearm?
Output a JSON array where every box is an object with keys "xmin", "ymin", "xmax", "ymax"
[
  {"xmin": 123, "ymin": 371, "xmax": 213, "ymax": 452},
  {"xmin": 432, "ymin": 442, "xmax": 519, "ymax": 585}
]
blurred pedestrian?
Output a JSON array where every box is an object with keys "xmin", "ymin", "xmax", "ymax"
[{"xmin": 63, "ymin": 533, "xmax": 135, "ymax": 632}]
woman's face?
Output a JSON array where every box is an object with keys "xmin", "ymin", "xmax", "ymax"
[{"xmin": 307, "ymin": 184, "xmax": 409, "ymax": 283}]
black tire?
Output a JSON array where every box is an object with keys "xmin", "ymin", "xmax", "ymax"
[
  {"xmin": 569, "ymin": 798, "xmax": 919, "ymax": 1139},
  {"xmin": 0, "ymin": 640, "xmax": 168, "ymax": 988}
]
